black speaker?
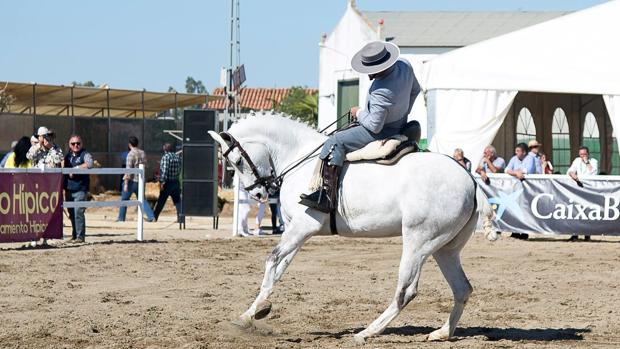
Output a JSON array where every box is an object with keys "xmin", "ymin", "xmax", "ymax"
[
  {"xmin": 182, "ymin": 109, "xmax": 219, "ymax": 218},
  {"xmin": 183, "ymin": 109, "xmax": 217, "ymax": 144}
]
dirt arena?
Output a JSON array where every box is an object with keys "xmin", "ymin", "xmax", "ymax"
[{"xmin": 1, "ymin": 203, "xmax": 620, "ymax": 348}]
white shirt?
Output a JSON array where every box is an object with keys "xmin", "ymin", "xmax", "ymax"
[{"xmin": 567, "ymin": 157, "xmax": 598, "ymax": 176}]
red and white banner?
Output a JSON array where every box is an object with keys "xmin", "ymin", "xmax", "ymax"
[{"xmin": 0, "ymin": 173, "xmax": 63, "ymax": 243}]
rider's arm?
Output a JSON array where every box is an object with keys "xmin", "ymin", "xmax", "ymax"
[{"xmin": 356, "ymin": 88, "xmax": 393, "ymax": 134}]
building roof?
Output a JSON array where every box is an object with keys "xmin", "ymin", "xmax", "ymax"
[
  {"xmin": 362, "ymin": 11, "xmax": 570, "ymax": 47},
  {"xmin": 0, "ymin": 81, "xmax": 221, "ymax": 118},
  {"xmin": 208, "ymin": 87, "xmax": 318, "ymax": 111}
]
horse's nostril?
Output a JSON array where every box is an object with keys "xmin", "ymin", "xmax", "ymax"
[{"xmin": 256, "ymin": 193, "xmax": 262, "ymax": 199}]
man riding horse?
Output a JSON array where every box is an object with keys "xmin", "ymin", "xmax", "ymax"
[{"xmin": 300, "ymin": 41, "xmax": 421, "ymax": 212}]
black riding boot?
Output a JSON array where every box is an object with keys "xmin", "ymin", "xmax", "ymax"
[{"xmin": 299, "ymin": 163, "xmax": 340, "ymax": 213}]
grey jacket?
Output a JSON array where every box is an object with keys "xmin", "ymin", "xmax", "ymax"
[{"xmin": 356, "ymin": 59, "xmax": 421, "ymax": 134}]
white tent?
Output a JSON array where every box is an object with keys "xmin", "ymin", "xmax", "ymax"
[{"xmin": 423, "ymin": 0, "xmax": 620, "ymax": 167}]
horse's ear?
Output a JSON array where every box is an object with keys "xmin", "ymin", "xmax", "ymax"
[{"xmin": 208, "ymin": 131, "xmax": 231, "ymax": 152}]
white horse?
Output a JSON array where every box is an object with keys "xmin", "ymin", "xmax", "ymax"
[{"xmin": 209, "ymin": 115, "xmax": 493, "ymax": 344}]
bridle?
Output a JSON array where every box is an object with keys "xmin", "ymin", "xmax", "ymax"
[{"xmin": 221, "ymin": 132, "xmax": 279, "ymax": 192}]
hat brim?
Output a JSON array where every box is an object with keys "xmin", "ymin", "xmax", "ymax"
[{"xmin": 351, "ymin": 42, "xmax": 400, "ymax": 74}]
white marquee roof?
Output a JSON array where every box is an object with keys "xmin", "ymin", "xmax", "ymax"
[{"xmin": 424, "ymin": 0, "xmax": 620, "ymax": 95}]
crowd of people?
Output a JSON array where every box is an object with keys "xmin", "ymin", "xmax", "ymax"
[
  {"xmin": 452, "ymin": 139, "xmax": 599, "ymax": 242},
  {"xmin": 0, "ymin": 130, "xmax": 197, "ymax": 245}
]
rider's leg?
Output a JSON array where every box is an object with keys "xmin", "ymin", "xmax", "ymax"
[{"xmin": 299, "ymin": 125, "xmax": 378, "ymax": 212}]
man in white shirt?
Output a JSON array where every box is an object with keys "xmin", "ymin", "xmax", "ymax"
[
  {"xmin": 566, "ymin": 146, "xmax": 598, "ymax": 242},
  {"xmin": 567, "ymin": 146, "xmax": 598, "ymax": 180}
]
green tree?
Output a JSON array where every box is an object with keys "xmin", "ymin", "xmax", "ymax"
[
  {"xmin": 72, "ymin": 80, "xmax": 96, "ymax": 87},
  {"xmin": 276, "ymin": 87, "xmax": 318, "ymax": 127},
  {"xmin": 185, "ymin": 76, "xmax": 206, "ymax": 94}
]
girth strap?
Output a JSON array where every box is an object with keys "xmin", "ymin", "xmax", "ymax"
[{"xmin": 330, "ymin": 211, "xmax": 338, "ymax": 235}]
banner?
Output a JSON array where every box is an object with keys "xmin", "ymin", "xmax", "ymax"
[
  {"xmin": 0, "ymin": 173, "xmax": 63, "ymax": 243},
  {"xmin": 477, "ymin": 174, "xmax": 620, "ymax": 236}
]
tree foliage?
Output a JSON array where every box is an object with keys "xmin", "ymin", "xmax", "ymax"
[
  {"xmin": 275, "ymin": 87, "xmax": 318, "ymax": 127},
  {"xmin": 0, "ymin": 83, "xmax": 17, "ymax": 113},
  {"xmin": 185, "ymin": 76, "xmax": 206, "ymax": 94},
  {"xmin": 72, "ymin": 80, "xmax": 96, "ymax": 87}
]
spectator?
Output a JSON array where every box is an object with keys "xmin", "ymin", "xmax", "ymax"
[
  {"xmin": 27, "ymin": 127, "xmax": 63, "ymax": 168},
  {"xmin": 523, "ymin": 139, "xmax": 543, "ymax": 175},
  {"xmin": 453, "ymin": 148, "xmax": 472, "ymax": 171},
  {"xmin": 268, "ymin": 188, "xmax": 284, "ymax": 235},
  {"xmin": 0, "ymin": 140, "xmax": 17, "ymax": 167},
  {"xmin": 539, "ymin": 151, "xmax": 554, "ymax": 174},
  {"xmin": 4, "ymin": 137, "xmax": 31, "ymax": 168},
  {"xmin": 116, "ymin": 136, "xmax": 155, "ymax": 222},
  {"xmin": 505, "ymin": 143, "xmax": 530, "ymax": 180},
  {"xmin": 505, "ymin": 142, "xmax": 530, "ymax": 240},
  {"xmin": 567, "ymin": 146, "xmax": 598, "ymax": 242},
  {"xmin": 30, "ymin": 135, "xmax": 38, "ymax": 147},
  {"xmin": 253, "ymin": 199, "xmax": 267, "ymax": 235},
  {"xmin": 153, "ymin": 143, "xmax": 182, "ymax": 222},
  {"xmin": 119, "ymin": 149, "xmax": 129, "ymax": 192},
  {"xmin": 64, "ymin": 135, "xmax": 94, "ymax": 243},
  {"xmin": 476, "ymin": 145, "xmax": 506, "ymax": 183}
]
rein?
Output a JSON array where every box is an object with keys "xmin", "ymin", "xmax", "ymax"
[{"xmin": 220, "ymin": 111, "xmax": 353, "ymax": 193}]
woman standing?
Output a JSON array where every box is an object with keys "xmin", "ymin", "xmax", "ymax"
[{"xmin": 4, "ymin": 136, "xmax": 31, "ymax": 168}]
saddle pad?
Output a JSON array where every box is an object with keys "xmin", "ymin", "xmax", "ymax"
[{"xmin": 345, "ymin": 135, "xmax": 408, "ymax": 162}]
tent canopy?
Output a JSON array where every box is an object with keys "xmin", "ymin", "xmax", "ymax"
[
  {"xmin": 423, "ymin": 0, "xmax": 620, "ymax": 167},
  {"xmin": 424, "ymin": 0, "xmax": 620, "ymax": 95},
  {"xmin": 0, "ymin": 81, "xmax": 222, "ymax": 118}
]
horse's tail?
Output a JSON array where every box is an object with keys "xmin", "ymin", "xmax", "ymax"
[{"xmin": 475, "ymin": 186, "xmax": 498, "ymax": 241}]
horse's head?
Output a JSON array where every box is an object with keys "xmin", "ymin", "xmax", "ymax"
[{"xmin": 209, "ymin": 130, "xmax": 273, "ymax": 200}]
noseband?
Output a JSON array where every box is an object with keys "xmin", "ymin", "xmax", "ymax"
[{"xmin": 220, "ymin": 132, "xmax": 278, "ymax": 192}]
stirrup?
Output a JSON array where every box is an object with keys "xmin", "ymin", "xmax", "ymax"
[{"xmin": 299, "ymin": 188, "xmax": 332, "ymax": 213}]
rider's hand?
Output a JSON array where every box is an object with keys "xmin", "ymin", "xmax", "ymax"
[{"xmin": 350, "ymin": 106, "xmax": 359, "ymax": 121}]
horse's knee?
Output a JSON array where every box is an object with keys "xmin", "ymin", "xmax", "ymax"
[
  {"xmin": 267, "ymin": 246, "xmax": 282, "ymax": 264},
  {"xmin": 397, "ymin": 287, "xmax": 417, "ymax": 309}
]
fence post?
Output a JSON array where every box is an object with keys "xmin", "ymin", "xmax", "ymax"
[{"xmin": 137, "ymin": 164, "xmax": 144, "ymax": 241}]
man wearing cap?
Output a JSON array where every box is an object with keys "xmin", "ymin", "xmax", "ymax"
[
  {"xmin": 523, "ymin": 139, "xmax": 543, "ymax": 175},
  {"xmin": 27, "ymin": 126, "xmax": 63, "ymax": 168},
  {"xmin": 300, "ymin": 41, "xmax": 421, "ymax": 212}
]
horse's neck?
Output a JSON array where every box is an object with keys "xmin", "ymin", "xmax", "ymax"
[
  {"xmin": 264, "ymin": 133, "xmax": 325, "ymax": 175},
  {"xmin": 235, "ymin": 120, "xmax": 325, "ymax": 174}
]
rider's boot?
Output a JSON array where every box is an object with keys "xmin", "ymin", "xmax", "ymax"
[{"xmin": 299, "ymin": 163, "xmax": 340, "ymax": 213}]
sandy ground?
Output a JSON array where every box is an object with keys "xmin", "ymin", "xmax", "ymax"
[{"xmin": 1, "ymin": 200, "xmax": 620, "ymax": 348}]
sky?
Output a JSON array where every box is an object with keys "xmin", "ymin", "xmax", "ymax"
[{"xmin": 1, "ymin": 0, "xmax": 609, "ymax": 93}]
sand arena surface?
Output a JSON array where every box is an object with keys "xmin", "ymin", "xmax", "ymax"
[{"xmin": 1, "ymin": 209, "xmax": 620, "ymax": 348}]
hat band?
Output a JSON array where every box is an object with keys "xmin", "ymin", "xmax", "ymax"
[{"xmin": 361, "ymin": 51, "xmax": 391, "ymax": 67}]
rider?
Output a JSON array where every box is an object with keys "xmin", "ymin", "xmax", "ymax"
[{"xmin": 300, "ymin": 41, "xmax": 421, "ymax": 213}]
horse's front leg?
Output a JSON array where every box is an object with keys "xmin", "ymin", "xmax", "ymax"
[{"xmin": 234, "ymin": 219, "xmax": 316, "ymax": 327}]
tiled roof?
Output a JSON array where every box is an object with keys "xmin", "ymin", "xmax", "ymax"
[
  {"xmin": 363, "ymin": 11, "xmax": 570, "ymax": 47},
  {"xmin": 208, "ymin": 87, "xmax": 318, "ymax": 111}
]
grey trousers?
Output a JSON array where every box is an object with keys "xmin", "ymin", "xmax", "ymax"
[
  {"xmin": 65, "ymin": 190, "xmax": 87, "ymax": 240},
  {"xmin": 319, "ymin": 124, "xmax": 401, "ymax": 167}
]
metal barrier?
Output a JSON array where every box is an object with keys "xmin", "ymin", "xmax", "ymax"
[{"xmin": 0, "ymin": 164, "xmax": 146, "ymax": 241}]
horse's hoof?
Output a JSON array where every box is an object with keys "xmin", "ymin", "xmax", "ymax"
[
  {"xmin": 231, "ymin": 316, "xmax": 253, "ymax": 329},
  {"xmin": 254, "ymin": 300, "xmax": 272, "ymax": 320},
  {"xmin": 427, "ymin": 328, "xmax": 450, "ymax": 341},
  {"xmin": 352, "ymin": 333, "xmax": 367, "ymax": 345}
]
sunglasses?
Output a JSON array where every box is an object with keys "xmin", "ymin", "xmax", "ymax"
[{"xmin": 70, "ymin": 142, "xmax": 81, "ymax": 146}]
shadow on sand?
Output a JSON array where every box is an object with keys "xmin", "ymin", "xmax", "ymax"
[
  {"xmin": 3, "ymin": 239, "xmax": 166, "ymax": 251},
  {"xmin": 311, "ymin": 325, "xmax": 590, "ymax": 341}
]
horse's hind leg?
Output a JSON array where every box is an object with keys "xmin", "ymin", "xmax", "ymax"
[
  {"xmin": 353, "ymin": 231, "xmax": 430, "ymax": 344},
  {"xmin": 428, "ymin": 214, "xmax": 476, "ymax": 341}
]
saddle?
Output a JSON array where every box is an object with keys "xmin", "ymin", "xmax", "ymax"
[{"xmin": 345, "ymin": 120, "xmax": 422, "ymax": 165}]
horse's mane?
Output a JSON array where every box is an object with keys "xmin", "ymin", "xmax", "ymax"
[{"xmin": 229, "ymin": 114, "xmax": 325, "ymax": 147}]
